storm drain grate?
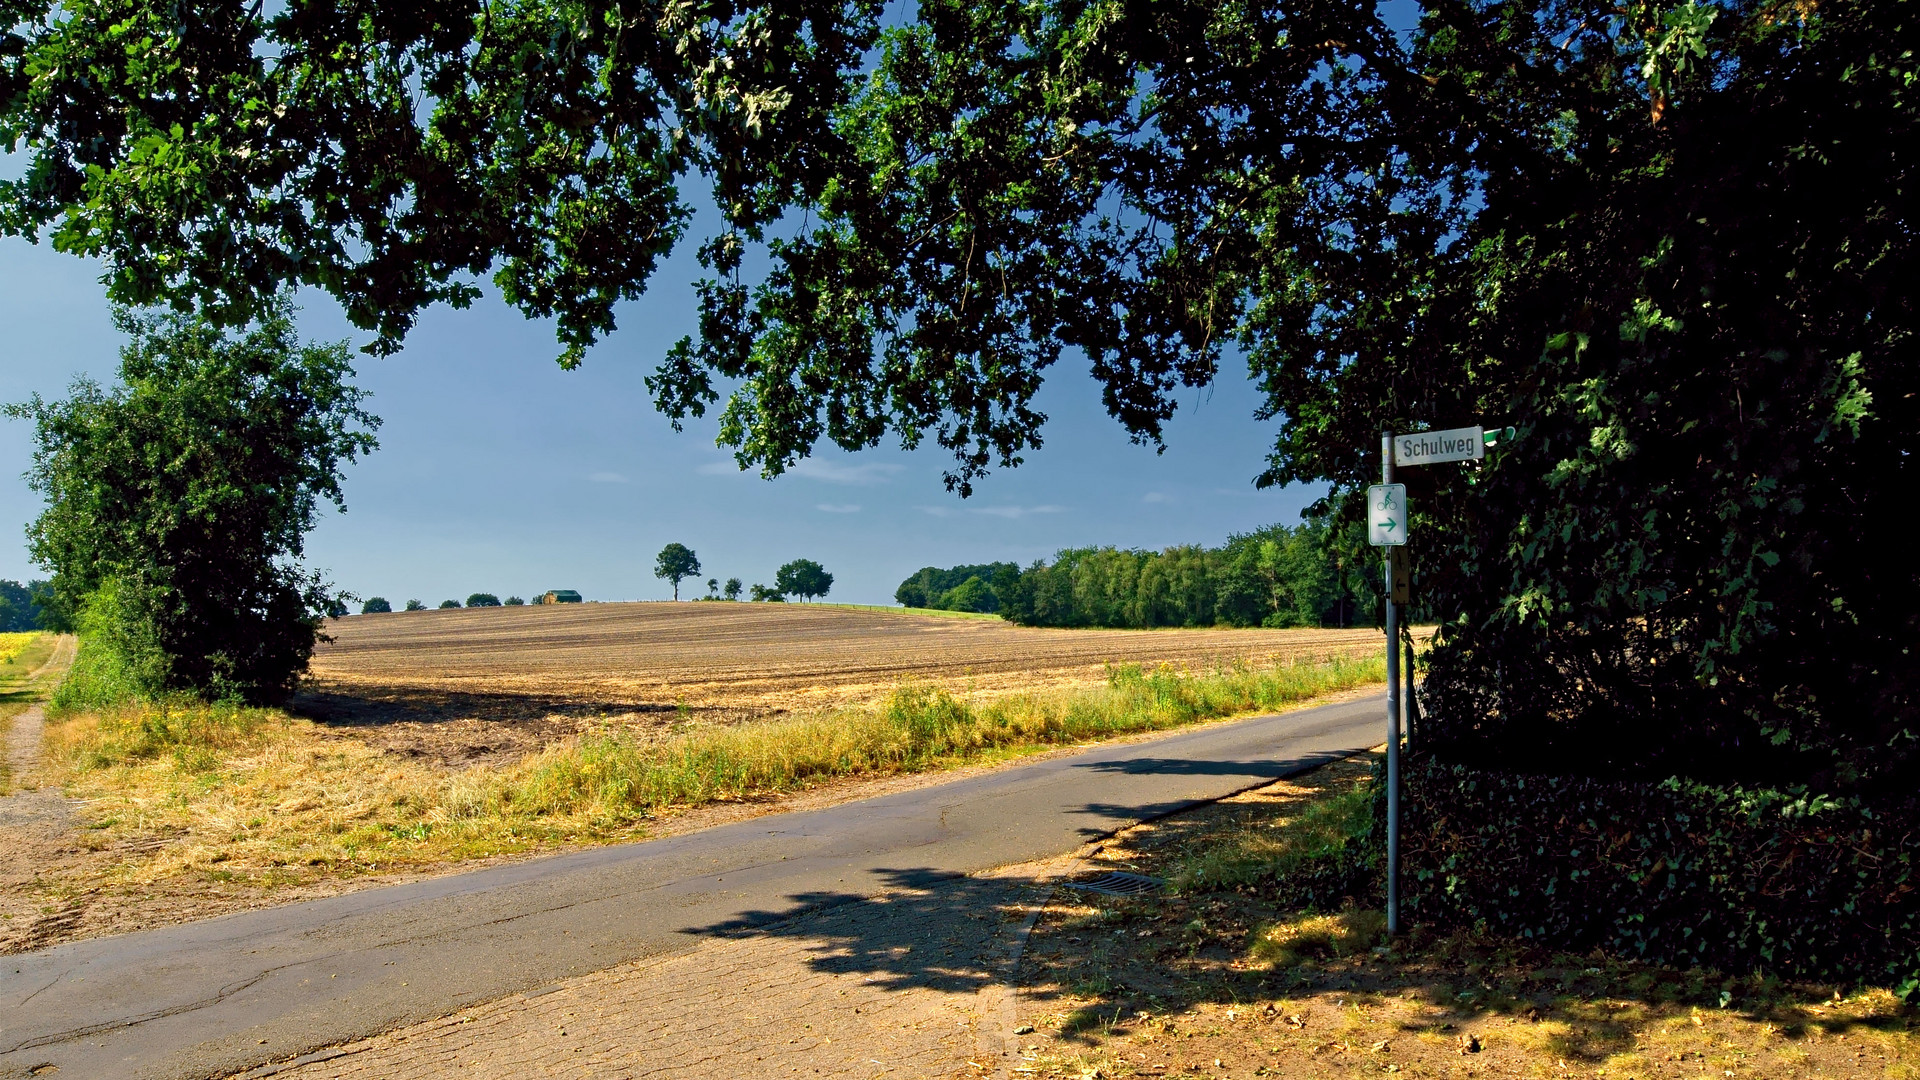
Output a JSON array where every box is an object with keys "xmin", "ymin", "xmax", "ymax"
[{"xmin": 1063, "ymin": 871, "xmax": 1164, "ymax": 898}]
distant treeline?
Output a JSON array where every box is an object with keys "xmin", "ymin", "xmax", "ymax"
[
  {"xmin": 895, "ymin": 521, "xmax": 1375, "ymax": 629},
  {"xmin": 0, "ymin": 579, "xmax": 62, "ymax": 632}
]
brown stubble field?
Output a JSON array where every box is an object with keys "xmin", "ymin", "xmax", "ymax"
[{"xmin": 299, "ymin": 602, "xmax": 1384, "ymax": 766}]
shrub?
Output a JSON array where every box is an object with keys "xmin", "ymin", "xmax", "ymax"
[
  {"xmin": 360, "ymin": 597, "xmax": 391, "ymax": 614},
  {"xmin": 503, "ymin": 596, "xmax": 525, "ymax": 606},
  {"xmin": 7, "ymin": 302, "xmax": 377, "ymax": 704},
  {"xmin": 1399, "ymin": 758, "xmax": 1920, "ymax": 999},
  {"xmin": 49, "ymin": 579, "xmax": 170, "ymax": 710},
  {"xmin": 465, "ymin": 593, "xmax": 501, "ymax": 608},
  {"xmin": 749, "ymin": 584, "xmax": 785, "ymax": 602},
  {"xmin": 438, "ymin": 599, "xmax": 461, "ymax": 609},
  {"xmin": 404, "ymin": 599, "xmax": 426, "ymax": 611}
]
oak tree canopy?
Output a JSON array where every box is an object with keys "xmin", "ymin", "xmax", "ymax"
[{"xmin": 3, "ymin": 0, "xmax": 1913, "ymax": 788}]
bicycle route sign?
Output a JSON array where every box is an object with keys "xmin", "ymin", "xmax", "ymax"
[{"xmin": 1368, "ymin": 483, "xmax": 1408, "ymax": 547}]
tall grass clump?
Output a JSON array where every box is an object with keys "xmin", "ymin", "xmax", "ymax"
[
  {"xmin": 496, "ymin": 654, "xmax": 1385, "ymax": 821},
  {"xmin": 51, "ymin": 698, "xmax": 281, "ymax": 774}
]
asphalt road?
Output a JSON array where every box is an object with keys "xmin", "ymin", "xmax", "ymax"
[{"xmin": 0, "ymin": 692, "xmax": 1385, "ymax": 1080}]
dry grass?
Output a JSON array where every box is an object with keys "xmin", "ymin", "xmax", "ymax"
[
  {"xmin": 1009, "ymin": 755, "xmax": 1920, "ymax": 1080},
  {"xmin": 41, "ymin": 654, "xmax": 1386, "ymax": 889}
]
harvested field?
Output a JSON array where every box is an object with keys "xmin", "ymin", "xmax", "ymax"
[{"xmin": 301, "ymin": 603, "xmax": 1384, "ymax": 765}]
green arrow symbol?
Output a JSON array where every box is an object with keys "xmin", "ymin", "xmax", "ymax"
[{"xmin": 1382, "ymin": 518, "xmax": 1398, "ymax": 532}]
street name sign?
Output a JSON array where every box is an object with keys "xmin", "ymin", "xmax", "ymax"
[
  {"xmin": 1368, "ymin": 483, "xmax": 1408, "ymax": 546},
  {"xmin": 1394, "ymin": 426, "xmax": 1484, "ymax": 466}
]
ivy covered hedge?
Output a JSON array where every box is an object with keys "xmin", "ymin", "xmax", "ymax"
[{"xmin": 1397, "ymin": 758, "xmax": 1920, "ymax": 997}]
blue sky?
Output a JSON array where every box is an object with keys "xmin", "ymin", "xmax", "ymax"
[{"xmin": 0, "ymin": 233, "xmax": 1322, "ymax": 606}]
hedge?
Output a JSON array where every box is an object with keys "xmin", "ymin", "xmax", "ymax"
[{"xmin": 1397, "ymin": 758, "xmax": 1920, "ymax": 998}]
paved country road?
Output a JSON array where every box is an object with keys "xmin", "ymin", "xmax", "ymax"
[{"xmin": 0, "ymin": 693, "xmax": 1385, "ymax": 1080}]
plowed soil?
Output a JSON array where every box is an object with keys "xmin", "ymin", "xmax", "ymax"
[{"xmin": 299, "ymin": 604, "xmax": 1382, "ymax": 765}]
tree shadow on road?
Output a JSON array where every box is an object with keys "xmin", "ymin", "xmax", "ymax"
[
  {"xmin": 679, "ymin": 754, "xmax": 1917, "ymax": 1080},
  {"xmin": 678, "ymin": 867, "xmax": 1052, "ymax": 1000}
]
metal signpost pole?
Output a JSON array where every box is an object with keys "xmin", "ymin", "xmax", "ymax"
[
  {"xmin": 1381, "ymin": 433, "xmax": 1401, "ymax": 937},
  {"xmin": 1405, "ymin": 635, "xmax": 1417, "ymax": 754},
  {"xmin": 1370, "ymin": 423, "xmax": 1482, "ymax": 940}
]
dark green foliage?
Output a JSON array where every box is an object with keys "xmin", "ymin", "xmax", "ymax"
[
  {"xmin": 7, "ymin": 0, "xmax": 1910, "ymax": 799},
  {"xmin": 503, "ymin": 596, "xmax": 525, "ymax": 606},
  {"xmin": 0, "ymin": 579, "xmax": 52, "ymax": 631},
  {"xmin": 26, "ymin": 580, "xmax": 71, "ymax": 632},
  {"xmin": 8, "ymin": 303, "xmax": 377, "ymax": 704},
  {"xmin": 360, "ymin": 597, "xmax": 392, "ymax": 614},
  {"xmin": 1398, "ymin": 758, "xmax": 1920, "ymax": 1001},
  {"xmin": 956, "ymin": 520, "xmax": 1371, "ymax": 629},
  {"xmin": 668, "ymin": 0, "xmax": 1914, "ymax": 795},
  {"xmin": 936, "ymin": 576, "xmax": 993, "ymax": 614},
  {"xmin": 653, "ymin": 543, "xmax": 701, "ymax": 601},
  {"xmin": 894, "ymin": 563, "xmax": 1018, "ymax": 610},
  {"xmin": 465, "ymin": 593, "xmax": 501, "ymax": 608},
  {"xmin": 749, "ymin": 583, "xmax": 785, "ymax": 602},
  {"xmin": 0, "ymin": 0, "xmax": 887, "ymax": 369},
  {"xmin": 774, "ymin": 559, "xmax": 833, "ymax": 602},
  {"xmin": 705, "ymin": 578, "xmax": 720, "ymax": 599},
  {"xmin": 724, "ymin": 578, "xmax": 744, "ymax": 601},
  {"xmin": 404, "ymin": 599, "xmax": 427, "ymax": 611},
  {"xmin": 438, "ymin": 600, "xmax": 461, "ymax": 609}
]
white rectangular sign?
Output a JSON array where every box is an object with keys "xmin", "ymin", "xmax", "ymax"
[
  {"xmin": 1368, "ymin": 483, "xmax": 1408, "ymax": 547},
  {"xmin": 1394, "ymin": 426, "xmax": 1484, "ymax": 466}
]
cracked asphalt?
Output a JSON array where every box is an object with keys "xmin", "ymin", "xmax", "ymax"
[{"xmin": 0, "ymin": 692, "xmax": 1383, "ymax": 1080}]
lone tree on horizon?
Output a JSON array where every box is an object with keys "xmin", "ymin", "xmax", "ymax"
[
  {"xmin": 654, "ymin": 543, "xmax": 701, "ymax": 601},
  {"xmin": 775, "ymin": 559, "xmax": 832, "ymax": 603}
]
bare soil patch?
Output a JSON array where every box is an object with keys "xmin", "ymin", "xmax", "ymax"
[{"xmin": 300, "ymin": 603, "xmax": 1382, "ymax": 766}]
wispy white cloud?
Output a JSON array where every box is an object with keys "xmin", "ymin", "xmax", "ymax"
[
  {"xmin": 695, "ymin": 460, "xmax": 742, "ymax": 476},
  {"xmin": 789, "ymin": 459, "xmax": 906, "ymax": 486},
  {"xmin": 588, "ymin": 471, "xmax": 629, "ymax": 484},
  {"xmin": 969, "ymin": 504, "xmax": 1067, "ymax": 519},
  {"xmin": 816, "ymin": 503, "xmax": 862, "ymax": 514},
  {"xmin": 1142, "ymin": 491, "xmax": 1170, "ymax": 504},
  {"xmin": 918, "ymin": 506, "xmax": 957, "ymax": 518}
]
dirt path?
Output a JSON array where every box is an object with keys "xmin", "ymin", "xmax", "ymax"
[{"xmin": 0, "ymin": 635, "xmax": 85, "ymax": 953}]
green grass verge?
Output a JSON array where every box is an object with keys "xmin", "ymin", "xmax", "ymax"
[{"xmin": 504, "ymin": 655, "xmax": 1385, "ymax": 818}]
